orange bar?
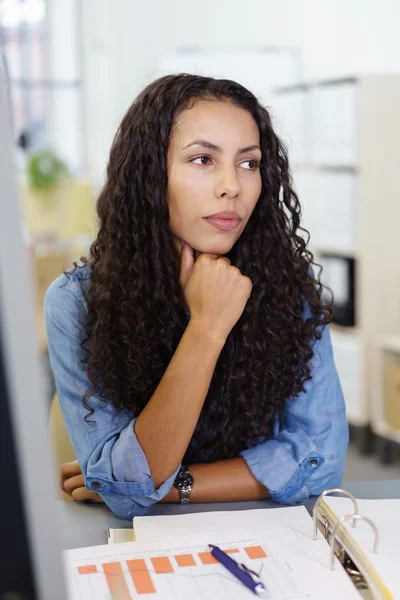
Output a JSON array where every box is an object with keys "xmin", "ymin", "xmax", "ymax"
[
  {"xmin": 244, "ymin": 546, "xmax": 268, "ymax": 559},
  {"xmin": 151, "ymin": 556, "xmax": 174, "ymax": 574},
  {"xmin": 103, "ymin": 562, "xmax": 131, "ymax": 600},
  {"xmin": 198, "ymin": 552, "xmax": 219, "ymax": 565},
  {"xmin": 226, "ymin": 549, "xmax": 239, "ymax": 554},
  {"xmin": 78, "ymin": 564, "xmax": 97, "ymax": 575},
  {"xmin": 175, "ymin": 554, "xmax": 196, "ymax": 567},
  {"xmin": 127, "ymin": 559, "xmax": 156, "ymax": 594}
]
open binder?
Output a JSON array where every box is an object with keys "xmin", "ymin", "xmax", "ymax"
[{"xmin": 313, "ymin": 488, "xmax": 393, "ymax": 600}]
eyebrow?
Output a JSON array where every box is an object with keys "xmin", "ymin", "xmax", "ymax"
[{"xmin": 182, "ymin": 139, "xmax": 261, "ymax": 154}]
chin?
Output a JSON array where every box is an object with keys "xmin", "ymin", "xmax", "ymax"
[{"xmin": 197, "ymin": 242, "xmax": 235, "ymax": 256}]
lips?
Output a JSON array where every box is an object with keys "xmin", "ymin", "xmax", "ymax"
[
  {"xmin": 206, "ymin": 210, "xmax": 241, "ymax": 220},
  {"xmin": 204, "ymin": 216, "xmax": 241, "ymax": 231}
]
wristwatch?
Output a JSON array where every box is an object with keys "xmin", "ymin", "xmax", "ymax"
[{"xmin": 173, "ymin": 465, "xmax": 194, "ymax": 504}]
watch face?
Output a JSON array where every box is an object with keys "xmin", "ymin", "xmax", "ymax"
[{"xmin": 175, "ymin": 470, "xmax": 193, "ymax": 488}]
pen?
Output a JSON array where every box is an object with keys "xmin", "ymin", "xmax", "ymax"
[{"xmin": 209, "ymin": 544, "xmax": 267, "ymax": 596}]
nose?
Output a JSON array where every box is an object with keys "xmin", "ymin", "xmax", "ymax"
[{"xmin": 215, "ymin": 164, "xmax": 240, "ymax": 199}]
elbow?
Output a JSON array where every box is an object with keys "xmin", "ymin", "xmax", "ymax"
[
  {"xmin": 309, "ymin": 449, "xmax": 348, "ymax": 497},
  {"xmin": 100, "ymin": 494, "xmax": 152, "ymax": 520},
  {"xmin": 310, "ymin": 414, "xmax": 349, "ymax": 496},
  {"xmin": 270, "ymin": 442, "xmax": 348, "ymax": 506}
]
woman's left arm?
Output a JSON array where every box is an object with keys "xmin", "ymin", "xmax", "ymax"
[
  {"xmin": 162, "ymin": 323, "xmax": 349, "ymax": 504},
  {"xmin": 160, "ymin": 457, "xmax": 270, "ymax": 503}
]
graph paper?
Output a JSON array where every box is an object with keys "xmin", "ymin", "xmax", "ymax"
[{"xmin": 64, "ymin": 524, "xmax": 360, "ymax": 599}]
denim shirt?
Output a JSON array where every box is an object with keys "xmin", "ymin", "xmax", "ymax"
[{"xmin": 45, "ymin": 262, "xmax": 349, "ymax": 520}]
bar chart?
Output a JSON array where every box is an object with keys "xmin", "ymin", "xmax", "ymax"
[{"xmin": 67, "ymin": 540, "xmax": 304, "ymax": 599}]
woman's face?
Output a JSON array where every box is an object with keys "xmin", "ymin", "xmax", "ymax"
[{"xmin": 167, "ymin": 100, "xmax": 262, "ymax": 260}]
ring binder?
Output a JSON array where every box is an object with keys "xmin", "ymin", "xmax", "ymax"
[
  {"xmin": 312, "ymin": 487, "xmax": 392, "ymax": 600},
  {"xmin": 330, "ymin": 514, "xmax": 379, "ymax": 570},
  {"xmin": 313, "ymin": 488, "xmax": 359, "ymax": 540}
]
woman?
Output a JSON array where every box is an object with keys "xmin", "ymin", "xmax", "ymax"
[{"xmin": 45, "ymin": 74, "xmax": 348, "ymax": 519}]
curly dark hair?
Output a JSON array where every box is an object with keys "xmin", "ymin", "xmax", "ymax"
[{"xmin": 71, "ymin": 73, "xmax": 332, "ymax": 464}]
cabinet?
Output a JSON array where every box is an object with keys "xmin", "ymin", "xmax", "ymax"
[{"xmin": 271, "ymin": 76, "xmax": 400, "ymax": 435}]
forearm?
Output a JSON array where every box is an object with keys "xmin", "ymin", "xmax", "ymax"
[
  {"xmin": 160, "ymin": 457, "xmax": 270, "ymax": 503},
  {"xmin": 134, "ymin": 323, "xmax": 225, "ymax": 488}
]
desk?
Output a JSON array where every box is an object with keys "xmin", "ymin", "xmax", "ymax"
[{"xmin": 58, "ymin": 479, "xmax": 400, "ymax": 550}]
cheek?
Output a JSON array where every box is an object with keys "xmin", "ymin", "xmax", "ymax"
[
  {"xmin": 168, "ymin": 170, "xmax": 208, "ymax": 225},
  {"xmin": 246, "ymin": 174, "xmax": 262, "ymax": 212}
]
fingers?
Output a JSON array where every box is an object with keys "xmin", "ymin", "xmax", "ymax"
[
  {"xmin": 71, "ymin": 487, "xmax": 104, "ymax": 504},
  {"xmin": 60, "ymin": 460, "xmax": 82, "ymax": 489},
  {"xmin": 179, "ymin": 242, "xmax": 195, "ymax": 289},
  {"xmin": 60, "ymin": 460, "xmax": 81, "ymax": 481},
  {"xmin": 60, "ymin": 464, "xmax": 104, "ymax": 504},
  {"xmin": 62, "ymin": 473, "xmax": 85, "ymax": 496}
]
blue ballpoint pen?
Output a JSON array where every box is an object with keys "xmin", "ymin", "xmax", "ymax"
[{"xmin": 209, "ymin": 544, "xmax": 267, "ymax": 596}]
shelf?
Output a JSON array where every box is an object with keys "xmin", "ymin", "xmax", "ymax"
[
  {"xmin": 329, "ymin": 323, "xmax": 360, "ymax": 337},
  {"xmin": 292, "ymin": 163, "xmax": 359, "ymax": 173},
  {"xmin": 274, "ymin": 75, "xmax": 400, "ymax": 429},
  {"xmin": 272, "ymin": 76, "xmax": 358, "ymax": 94},
  {"xmin": 376, "ymin": 335, "xmax": 400, "ymax": 354},
  {"xmin": 313, "ymin": 247, "xmax": 359, "ymax": 259}
]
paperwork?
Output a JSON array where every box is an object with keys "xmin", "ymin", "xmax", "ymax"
[{"xmin": 64, "ymin": 523, "xmax": 359, "ymax": 599}]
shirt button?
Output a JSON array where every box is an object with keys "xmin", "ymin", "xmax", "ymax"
[
  {"xmin": 309, "ymin": 458, "xmax": 318, "ymax": 468},
  {"xmin": 91, "ymin": 481, "xmax": 102, "ymax": 490}
]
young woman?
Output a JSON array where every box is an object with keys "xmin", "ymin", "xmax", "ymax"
[{"xmin": 45, "ymin": 74, "xmax": 348, "ymax": 520}]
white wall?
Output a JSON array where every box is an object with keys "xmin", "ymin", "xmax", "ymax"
[
  {"xmin": 79, "ymin": 0, "xmax": 400, "ymax": 184},
  {"xmin": 80, "ymin": 0, "xmax": 303, "ymax": 184},
  {"xmin": 46, "ymin": 0, "xmax": 84, "ymax": 173},
  {"xmin": 300, "ymin": 0, "xmax": 400, "ymax": 81}
]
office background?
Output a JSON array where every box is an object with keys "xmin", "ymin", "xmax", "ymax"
[{"xmin": 1, "ymin": 0, "xmax": 400, "ymax": 483}]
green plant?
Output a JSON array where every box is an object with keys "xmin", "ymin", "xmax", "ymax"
[{"xmin": 26, "ymin": 149, "xmax": 69, "ymax": 191}]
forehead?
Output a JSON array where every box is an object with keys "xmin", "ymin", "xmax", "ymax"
[{"xmin": 170, "ymin": 100, "xmax": 260, "ymax": 147}]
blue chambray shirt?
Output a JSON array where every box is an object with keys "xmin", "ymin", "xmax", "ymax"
[{"xmin": 45, "ymin": 262, "xmax": 349, "ymax": 520}]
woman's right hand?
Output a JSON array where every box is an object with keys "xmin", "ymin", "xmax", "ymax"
[
  {"xmin": 60, "ymin": 460, "xmax": 103, "ymax": 504},
  {"xmin": 179, "ymin": 242, "xmax": 252, "ymax": 343}
]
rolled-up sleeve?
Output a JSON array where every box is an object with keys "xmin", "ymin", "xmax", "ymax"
[
  {"xmin": 45, "ymin": 274, "xmax": 180, "ymax": 520},
  {"xmin": 240, "ymin": 323, "xmax": 349, "ymax": 504}
]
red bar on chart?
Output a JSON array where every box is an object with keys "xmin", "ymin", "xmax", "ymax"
[
  {"xmin": 175, "ymin": 554, "xmax": 196, "ymax": 567},
  {"xmin": 198, "ymin": 552, "xmax": 219, "ymax": 565},
  {"xmin": 151, "ymin": 556, "xmax": 174, "ymax": 574},
  {"xmin": 244, "ymin": 546, "xmax": 268, "ymax": 559},
  {"xmin": 78, "ymin": 564, "xmax": 97, "ymax": 575},
  {"xmin": 103, "ymin": 562, "xmax": 131, "ymax": 600},
  {"xmin": 127, "ymin": 559, "xmax": 156, "ymax": 594}
]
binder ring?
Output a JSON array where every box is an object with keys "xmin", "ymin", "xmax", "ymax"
[
  {"xmin": 330, "ymin": 514, "xmax": 379, "ymax": 570},
  {"xmin": 313, "ymin": 488, "xmax": 359, "ymax": 540}
]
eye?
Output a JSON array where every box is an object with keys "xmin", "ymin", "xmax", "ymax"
[
  {"xmin": 190, "ymin": 155, "xmax": 260, "ymax": 169},
  {"xmin": 241, "ymin": 159, "xmax": 260, "ymax": 170},
  {"xmin": 191, "ymin": 155, "xmax": 212, "ymax": 166}
]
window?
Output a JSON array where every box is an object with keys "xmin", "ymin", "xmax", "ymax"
[{"xmin": 0, "ymin": 0, "xmax": 47, "ymax": 154}]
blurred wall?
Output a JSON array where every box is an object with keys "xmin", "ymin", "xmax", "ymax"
[
  {"xmin": 80, "ymin": 0, "xmax": 303, "ymax": 185},
  {"xmin": 300, "ymin": 0, "xmax": 400, "ymax": 81},
  {"xmin": 68, "ymin": 0, "xmax": 400, "ymax": 184}
]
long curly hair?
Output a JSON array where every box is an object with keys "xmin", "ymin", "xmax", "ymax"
[{"xmin": 72, "ymin": 73, "xmax": 332, "ymax": 464}]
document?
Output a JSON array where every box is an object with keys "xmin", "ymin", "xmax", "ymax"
[
  {"xmin": 64, "ymin": 523, "xmax": 359, "ymax": 599},
  {"xmin": 133, "ymin": 506, "xmax": 312, "ymax": 543}
]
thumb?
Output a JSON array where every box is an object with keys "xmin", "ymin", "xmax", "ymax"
[{"xmin": 179, "ymin": 242, "xmax": 195, "ymax": 289}]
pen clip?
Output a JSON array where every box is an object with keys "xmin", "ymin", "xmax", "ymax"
[{"xmin": 239, "ymin": 563, "xmax": 266, "ymax": 588}]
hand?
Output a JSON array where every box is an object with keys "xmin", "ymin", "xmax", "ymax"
[
  {"xmin": 60, "ymin": 460, "xmax": 104, "ymax": 504},
  {"xmin": 179, "ymin": 242, "xmax": 252, "ymax": 343}
]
